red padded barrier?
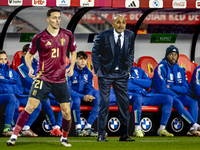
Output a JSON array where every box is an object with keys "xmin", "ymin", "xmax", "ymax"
[{"xmin": 19, "ymin": 106, "xmax": 189, "ymax": 113}]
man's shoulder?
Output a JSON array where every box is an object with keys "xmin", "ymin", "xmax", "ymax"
[
  {"xmin": 124, "ymin": 29, "xmax": 134, "ymax": 35},
  {"xmin": 100, "ymin": 29, "xmax": 113, "ymax": 35},
  {"xmin": 156, "ymin": 61, "xmax": 167, "ymax": 70},
  {"xmin": 60, "ymin": 28, "xmax": 73, "ymax": 36},
  {"xmin": 33, "ymin": 29, "xmax": 47, "ymax": 39},
  {"xmin": 178, "ymin": 64, "xmax": 186, "ymax": 72}
]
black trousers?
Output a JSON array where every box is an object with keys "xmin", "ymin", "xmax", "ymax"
[{"xmin": 98, "ymin": 71, "xmax": 130, "ymax": 136}]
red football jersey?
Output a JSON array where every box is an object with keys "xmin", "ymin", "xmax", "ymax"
[{"xmin": 29, "ymin": 28, "xmax": 76, "ymax": 83}]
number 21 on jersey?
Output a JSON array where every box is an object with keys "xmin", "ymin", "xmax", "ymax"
[
  {"xmin": 51, "ymin": 48, "xmax": 59, "ymax": 58},
  {"xmin": 34, "ymin": 80, "xmax": 43, "ymax": 89}
]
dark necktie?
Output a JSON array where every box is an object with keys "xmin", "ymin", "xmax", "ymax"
[{"xmin": 117, "ymin": 34, "xmax": 121, "ymax": 51}]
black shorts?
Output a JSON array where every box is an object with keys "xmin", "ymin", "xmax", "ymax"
[{"xmin": 29, "ymin": 78, "xmax": 71, "ymax": 103}]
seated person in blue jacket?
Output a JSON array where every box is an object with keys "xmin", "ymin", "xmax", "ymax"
[
  {"xmin": 151, "ymin": 45, "xmax": 200, "ymax": 136},
  {"xmin": 17, "ymin": 44, "xmax": 63, "ymax": 137},
  {"xmin": 110, "ymin": 66, "xmax": 174, "ymax": 137},
  {"xmin": 0, "ymin": 50, "xmax": 17, "ymax": 136},
  {"xmin": 0, "ymin": 50, "xmax": 39, "ymax": 137},
  {"xmin": 67, "ymin": 51, "xmax": 99, "ymax": 137},
  {"xmin": 0, "ymin": 51, "xmax": 39, "ymax": 137},
  {"xmin": 188, "ymin": 65, "xmax": 200, "ymax": 117},
  {"xmin": 21, "ymin": 44, "xmax": 29, "ymax": 63}
]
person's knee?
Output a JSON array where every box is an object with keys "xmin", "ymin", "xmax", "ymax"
[
  {"xmin": 25, "ymin": 98, "xmax": 40, "ymax": 114},
  {"xmin": 165, "ymin": 95, "xmax": 173, "ymax": 104},
  {"xmin": 189, "ymin": 99, "xmax": 198, "ymax": 108},
  {"xmin": 8, "ymin": 94, "xmax": 16, "ymax": 103},
  {"xmin": 61, "ymin": 103, "xmax": 71, "ymax": 120},
  {"xmin": 25, "ymin": 105, "xmax": 36, "ymax": 114},
  {"xmin": 173, "ymin": 98, "xmax": 184, "ymax": 110},
  {"xmin": 93, "ymin": 96, "xmax": 99, "ymax": 106},
  {"xmin": 25, "ymin": 105, "xmax": 38, "ymax": 114},
  {"xmin": 15, "ymin": 99, "xmax": 20, "ymax": 109},
  {"xmin": 62, "ymin": 110, "xmax": 71, "ymax": 120},
  {"xmin": 133, "ymin": 95, "xmax": 143, "ymax": 105},
  {"xmin": 94, "ymin": 90, "xmax": 99, "ymax": 97},
  {"xmin": 71, "ymin": 96, "xmax": 81, "ymax": 106}
]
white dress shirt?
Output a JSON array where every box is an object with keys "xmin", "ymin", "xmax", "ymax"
[
  {"xmin": 113, "ymin": 29, "xmax": 124, "ymax": 49},
  {"xmin": 113, "ymin": 29, "xmax": 124, "ymax": 70}
]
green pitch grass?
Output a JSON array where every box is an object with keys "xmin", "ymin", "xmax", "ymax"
[{"xmin": 0, "ymin": 136, "xmax": 199, "ymax": 150}]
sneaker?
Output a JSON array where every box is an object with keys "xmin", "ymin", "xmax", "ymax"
[
  {"xmin": 105, "ymin": 132, "xmax": 108, "ymax": 137},
  {"xmin": 82, "ymin": 128, "xmax": 98, "ymax": 137},
  {"xmin": 61, "ymin": 139, "xmax": 71, "ymax": 147},
  {"xmin": 2, "ymin": 129, "xmax": 13, "ymax": 137},
  {"xmin": 20, "ymin": 129, "xmax": 38, "ymax": 137},
  {"xmin": 97, "ymin": 135, "xmax": 108, "ymax": 142},
  {"xmin": 133, "ymin": 129, "xmax": 144, "ymax": 137},
  {"xmin": 76, "ymin": 128, "xmax": 83, "ymax": 137},
  {"xmin": 50, "ymin": 128, "xmax": 62, "ymax": 137},
  {"xmin": 158, "ymin": 129, "xmax": 174, "ymax": 137},
  {"xmin": 187, "ymin": 130, "xmax": 200, "ymax": 136},
  {"xmin": 7, "ymin": 138, "xmax": 17, "ymax": 146}
]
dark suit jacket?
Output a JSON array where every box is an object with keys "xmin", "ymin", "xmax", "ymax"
[{"xmin": 91, "ymin": 29, "xmax": 135, "ymax": 77}]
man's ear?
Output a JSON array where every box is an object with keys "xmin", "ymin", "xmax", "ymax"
[{"xmin": 112, "ymin": 23, "xmax": 114, "ymax": 28}]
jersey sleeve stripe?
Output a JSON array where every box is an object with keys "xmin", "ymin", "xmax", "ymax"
[
  {"xmin": 157, "ymin": 64, "xmax": 164, "ymax": 80},
  {"xmin": 195, "ymin": 68, "xmax": 200, "ymax": 85},
  {"xmin": 17, "ymin": 64, "xmax": 26, "ymax": 78}
]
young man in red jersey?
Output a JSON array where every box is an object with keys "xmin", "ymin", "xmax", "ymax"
[{"xmin": 7, "ymin": 9, "xmax": 77, "ymax": 147}]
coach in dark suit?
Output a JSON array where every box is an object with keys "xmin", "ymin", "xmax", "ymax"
[{"xmin": 92, "ymin": 15, "xmax": 135, "ymax": 142}]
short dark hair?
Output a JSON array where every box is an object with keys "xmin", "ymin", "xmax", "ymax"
[
  {"xmin": 0, "ymin": 50, "xmax": 7, "ymax": 55},
  {"xmin": 22, "ymin": 44, "xmax": 30, "ymax": 53},
  {"xmin": 77, "ymin": 51, "xmax": 88, "ymax": 59},
  {"xmin": 47, "ymin": 9, "xmax": 61, "ymax": 17}
]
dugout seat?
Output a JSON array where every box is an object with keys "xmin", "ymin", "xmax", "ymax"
[
  {"xmin": 66, "ymin": 56, "xmax": 70, "ymax": 66},
  {"xmin": 12, "ymin": 51, "xmax": 22, "ymax": 70},
  {"xmin": 137, "ymin": 56, "xmax": 158, "ymax": 78},
  {"xmin": 133, "ymin": 62, "xmax": 137, "ymax": 67},
  {"xmin": 7, "ymin": 60, "xmax": 11, "ymax": 68},
  {"xmin": 177, "ymin": 54, "xmax": 198, "ymax": 83}
]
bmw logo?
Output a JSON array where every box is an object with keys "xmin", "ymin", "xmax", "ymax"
[
  {"xmin": 80, "ymin": 117, "xmax": 87, "ymax": 129},
  {"xmin": 108, "ymin": 117, "xmax": 120, "ymax": 132},
  {"xmin": 171, "ymin": 117, "xmax": 184, "ymax": 132},
  {"xmin": 152, "ymin": 0, "xmax": 160, "ymax": 8},
  {"xmin": 140, "ymin": 117, "xmax": 152, "ymax": 132},
  {"xmin": 42, "ymin": 119, "xmax": 51, "ymax": 133}
]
